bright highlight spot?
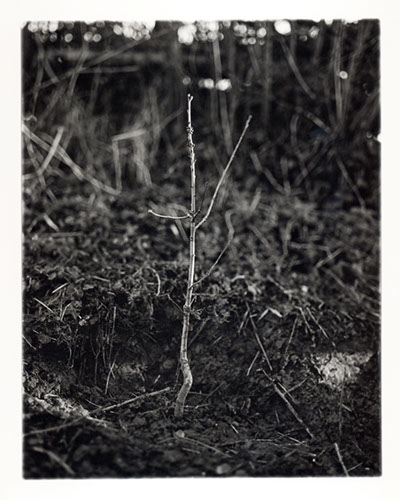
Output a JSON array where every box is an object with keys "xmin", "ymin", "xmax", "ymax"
[
  {"xmin": 177, "ymin": 24, "xmax": 196, "ymax": 45},
  {"xmin": 199, "ymin": 78, "xmax": 214, "ymax": 89},
  {"xmin": 257, "ymin": 27, "xmax": 267, "ymax": 38},
  {"xmin": 274, "ymin": 20, "xmax": 291, "ymax": 35},
  {"xmin": 216, "ymin": 79, "xmax": 232, "ymax": 91},
  {"xmin": 309, "ymin": 26, "xmax": 319, "ymax": 38}
]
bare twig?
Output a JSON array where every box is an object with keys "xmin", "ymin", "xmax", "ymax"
[
  {"xmin": 281, "ymin": 316, "xmax": 298, "ymax": 370},
  {"xmin": 334, "ymin": 442, "xmax": 350, "ymax": 476},
  {"xmin": 246, "ymin": 303, "xmax": 314, "ymax": 439},
  {"xmin": 306, "ymin": 307, "xmax": 335, "ymax": 347},
  {"xmin": 24, "ymin": 386, "xmax": 171, "ymax": 436},
  {"xmin": 196, "ymin": 115, "xmax": 252, "ymax": 229},
  {"xmin": 148, "ymin": 209, "xmax": 190, "ymax": 220},
  {"xmin": 192, "ymin": 233, "xmax": 234, "ymax": 288},
  {"xmin": 262, "ymin": 369, "xmax": 314, "ymax": 439},
  {"xmin": 104, "ymin": 357, "xmax": 116, "ymax": 395},
  {"xmin": 148, "ymin": 267, "xmax": 162, "ymax": 296},
  {"xmin": 247, "ymin": 303, "xmax": 273, "ymax": 372},
  {"xmin": 33, "ymin": 297, "xmax": 55, "ymax": 315},
  {"xmin": 246, "ymin": 351, "xmax": 260, "ymax": 376},
  {"xmin": 179, "ymin": 436, "xmax": 229, "ymax": 456},
  {"xmin": 315, "ymin": 248, "xmax": 343, "ymax": 269}
]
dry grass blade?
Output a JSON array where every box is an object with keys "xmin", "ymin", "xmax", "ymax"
[
  {"xmin": 37, "ymin": 126, "xmax": 64, "ymax": 177},
  {"xmin": 279, "ymin": 38, "xmax": 316, "ymax": 100},
  {"xmin": 22, "ymin": 124, "xmax": 119, "ymax": 195}
]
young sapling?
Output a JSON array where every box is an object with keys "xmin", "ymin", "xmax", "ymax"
[{"xmin": 149, "ymin": 94, "xmax": 251, "ymax": 417}]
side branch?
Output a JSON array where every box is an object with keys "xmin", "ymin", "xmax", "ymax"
[
  {"xmin": 196, "ymin": 115, "xmax": 252, "ymax": 229},
  {"xmin": 191, "ymin": 234, "xmax": 233, "ymax": 288},
  {"xmin": 148, "ymin": 209, "xmax": 190, "ymax": 220},
  {"xmin": 192, "ymin": 211, "xmax": 235, "ymax": 289}
]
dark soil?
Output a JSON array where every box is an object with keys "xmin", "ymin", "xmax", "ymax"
[{"xmin": 23, "ymin": 186, "xmax": 380, "ymax": 478}]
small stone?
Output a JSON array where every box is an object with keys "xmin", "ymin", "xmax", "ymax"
[{"xmin": 216, "ymin": 463, "xmax": 231, "ymax": 475}]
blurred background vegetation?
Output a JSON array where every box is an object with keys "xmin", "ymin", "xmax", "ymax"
[{"xmin": 22, "ymin": 19, "xmax": 380, "ymax": 211}]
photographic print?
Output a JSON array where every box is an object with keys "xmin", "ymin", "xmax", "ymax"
[{"xmin": 22, "ymin": 19, "xmax": 380, "ymax": 478}]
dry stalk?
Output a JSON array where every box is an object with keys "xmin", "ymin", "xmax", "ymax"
[{"xmin": 149, "ymin": 94, "xmax": 251, "ymax": 417}]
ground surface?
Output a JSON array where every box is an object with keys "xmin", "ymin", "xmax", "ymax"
[{"xmin": 23, "ymin": 182, "xmax": 380, "ymax": 478}]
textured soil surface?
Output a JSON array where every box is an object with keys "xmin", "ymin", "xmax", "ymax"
[{"xmin": 23, "ymin": 186, "xmax": 380, "ymax": 478}]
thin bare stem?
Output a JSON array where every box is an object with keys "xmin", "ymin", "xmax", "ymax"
[
  {"xmin": 196, "ymin": 115, "xmax": 252, "ymax": 229},
  {"xmin": 251, "ymin": 320, "xmax": 273, "ymax": 372},
  {"xmin": 175, "ymin": 94, "xmax": 196, "ymax": 418},
  {"xmin": 334, "ymin": 442, "xmax": 350, "ymax": 476},
  {"xmin": 262, "ymin": 370, "xmax": 314, "ymax": 439},
  {"xmin": 192, "ymin": 234, "xmax": 234, "ymax": 288},
  {"xmin": 148, "ymin": 209, "xmax": 190, "ymax": 220}
]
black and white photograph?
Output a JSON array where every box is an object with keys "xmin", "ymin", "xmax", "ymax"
[{"xmin": 20, "ymin": 17, "xmax": 382, "ymax": 479}]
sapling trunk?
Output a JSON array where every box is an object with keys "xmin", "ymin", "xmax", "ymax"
[
  {"xmin": 175, "ymin": 95, "xmax": 196, "ymax": 418},
  {"xmin": 149, "ymin": 94, "xmax": 251, "ymax": 418}
]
